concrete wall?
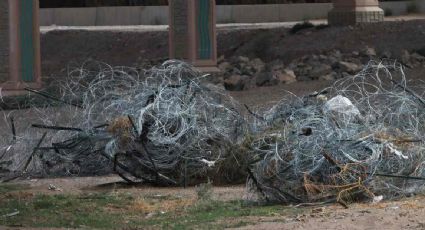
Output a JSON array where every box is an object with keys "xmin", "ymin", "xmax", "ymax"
[
  {"xmin": 39, "ymin": 1, "xmax": 424, "ymax": 26},
  {"xmin": 380, "ymin": 1, "xmax": 410, "ymax": 15},
  {"xmin": 418, "ymin": 0, "xmax": 425, "ymax": 12},
  {"xmin": 380, "ymin": 0, "xmax": 425, "ymax": 15},
  {"xmin": 217, "ymin": 3, "xmax": 333, "ymax": 23},
  {"xmin": 40, "ymin": 6, "xmax": 168, "ymax": 26}
]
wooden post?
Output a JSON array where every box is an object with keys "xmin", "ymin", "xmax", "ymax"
[
  {"xmin": 328, "ymin": 0, "xmax": 384, "ymax": 26},
  {"xmin": 0, "ymin": 0, "xmax": 41, "ymax": 96},
  {"xmin": 169, "ymin": 0, "xmax": 219, "ymax": 72}
]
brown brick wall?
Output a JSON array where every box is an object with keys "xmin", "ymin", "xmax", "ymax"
[{"xmin": 0, "ymin": 1, "xmax": 9, "ymax": 83}]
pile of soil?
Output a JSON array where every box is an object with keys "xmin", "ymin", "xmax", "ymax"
[{"xmin": 41, "ymin": 20, "xmax": 425, "ymax": 82}]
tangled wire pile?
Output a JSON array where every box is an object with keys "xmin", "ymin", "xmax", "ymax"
[
  {"xmin": 248, "ymin": 61, "xmax": 425, "ymax": 205},
  {"xmin": 0, "ymin": 61, "xmax": 246, "ymax": 185},
  {"xmin": 1, "ymin": 59, "xmax": 425, "ymax": 205}
]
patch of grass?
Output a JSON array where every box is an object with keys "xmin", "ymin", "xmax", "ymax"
[
  {"xmin": 196, "ymin": 181, "xmax": 213, "ymax": 201},
  {"xmin": 161, "ymin": 200, "xmax": 304, "ymax": 229},
  {"xmin": 0, "ymin": 191, "xmax": 305, "ymax": 229},
  {"xmin": 0, "ymin": 192, "xmax": 135, "ymax": 229}
]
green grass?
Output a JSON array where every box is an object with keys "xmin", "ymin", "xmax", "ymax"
[
  {"xmin": 0, "ymin": 186, "xmax": 305, "ymax": 229},
  {"xmin": 0, "ymin": 192, "xmax": 135, "ymax": 229},
  {"xmin": 143, "ymin": 199, "xmax": 302, "ymax": 229}
]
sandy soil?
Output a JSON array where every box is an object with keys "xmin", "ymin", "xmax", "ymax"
[{"xmin": 231, "ymin": 196, "xmax": 425, "ymax": 230}]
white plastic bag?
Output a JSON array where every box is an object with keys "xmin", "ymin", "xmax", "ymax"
[{"xmin": 323, "ymin": 95, "xmax": 360, "ymax": 117}]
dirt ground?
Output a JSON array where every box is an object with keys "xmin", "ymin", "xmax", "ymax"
[
  {"xmin": 229, "ymin": 67, "xmax": 425, "ymax": 109},
  {"xmin": 40, "ymin": 19, "xmax": 425, "ymax": 81},
  {"xmin": 233, "ymin": 197, "xmax": 425, "ymax": 230},
  {"xmin": 11, "ymin": 176, "xmax": 245, "ymax": 201},
  {"xmin": 3, "ymin": 176, "xmax": 425, "ymax": 230}
]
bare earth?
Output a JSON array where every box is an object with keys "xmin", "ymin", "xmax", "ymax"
[
  {"xmin": 12, "ymin": 176, "xmax": 245, "ymax": 201},
  {"xmin": 40, "ymin": 18, "xmax": 425, "ymax": 81},
  {"xmin": 6, "ymin": 176, "xmax": 425, "ymax": 230},
  {"xmin": 232, "ymin": 197, "xmax": 425, "ymax": 230}
]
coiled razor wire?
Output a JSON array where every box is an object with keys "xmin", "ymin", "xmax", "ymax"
[
  {"xmin": 248, "ymin": 61, "xmax": 425, "ymax": 205},
  {"xmin": 0, "ymin": 60, "xmax": 247, "ymax": 185},
  {"xmin": 1, "ymin": 59, "xmax": 425, "ymax": 205}
]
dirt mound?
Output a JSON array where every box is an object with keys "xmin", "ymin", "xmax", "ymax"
[{"xmin": 41, "ymin": 20, "xmax": 425, "ymax": 82}]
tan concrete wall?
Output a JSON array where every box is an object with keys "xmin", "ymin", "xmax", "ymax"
[
  {"xmin": 380, "ymin": 0, "xmax": 425, "ymax": 15},
  {"xmin": 96, "ymin": 6, "xmax": 140, "ymax": 25},
  {"xmin": 39, "ymin": 1, "xmax": 424, "ymax": 26},
  {"xmin": 0, "ymin": 0, "xmax": 9, "ymax": 83},
  {"xmin": 139, "ymin": 6, "xmax": 169, "ymax": 25},
  {"xmin": 418, "ymin": 0, "xmax": 425, "ymax": 12},
  {"xmin": 219, "ymin": 3, "xmax": 333, "ymax": 23},
  {"xmin": 380, "ymin": 1, "xmax": 409, "ymax": 15},
  {"xmin": 229, "ymin": 5, "xmax": 280, "ymax": 23},
  {"xmin": 41, "ymin": 8, "xmax": 97, "ymax": 26},
  {"xmin": 40, "ymin": 6, "xmax": 168, "ymax": 26},
  {"xmin": 278, "ymin": 3, "xmax": 333, "ymax": 22}
]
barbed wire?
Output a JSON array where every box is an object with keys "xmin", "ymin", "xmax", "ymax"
[
  {"xmin": 1, "ymin": 60, "xmax": 424, "ymax": 205},
  {"xmin": 248, "ymin": 61, "xmax": 425, "ymax": 204},
  {"xmin": 0, "ymin": 60, "xmax": 247, "ymax": 184}
]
